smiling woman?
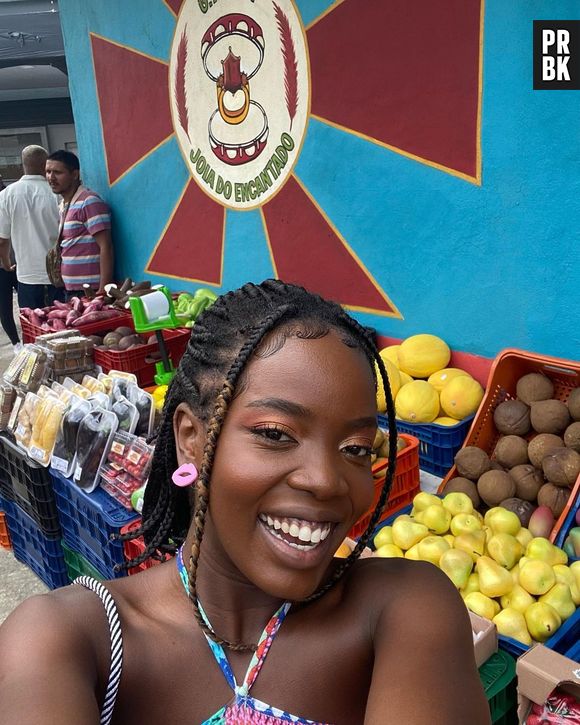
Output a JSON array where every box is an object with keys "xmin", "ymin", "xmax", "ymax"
[{"xmin": 0, "ymin": 280, "xmax": 491, "ymax": 725}]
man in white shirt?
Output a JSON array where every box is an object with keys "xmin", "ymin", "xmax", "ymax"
[{"xmin": 0, "ymin": 145, "xmax": 61, "ymax": 309}]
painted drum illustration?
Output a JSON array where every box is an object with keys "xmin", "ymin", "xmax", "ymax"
[{"xmin": 170, "ymin": 0, "xmax": 310, "ymax": 210}]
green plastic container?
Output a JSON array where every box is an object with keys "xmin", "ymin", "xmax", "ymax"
[
  {"xmin": 479, "ymin": 649, "xmax": 518, "ymax": 725},
  {"xmin": 61, "ymin": 541, "xmax": 104, "ymax": 582}
]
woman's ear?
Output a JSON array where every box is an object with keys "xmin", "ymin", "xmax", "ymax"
[{"xmin": 173, "ymin": 403, "xmax": 206, "ymax": 467}]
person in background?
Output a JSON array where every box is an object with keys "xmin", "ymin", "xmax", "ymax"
[
  {"xmin": 46, "ymin": 150, "xmax": 113, "ymax": 297},
  {"xmin": 0, "ymin": 179, "xmax": 20, "ymax": 351},
  {"xmin": 0, "ymin": 145, "xmax": 61, "ymax": 311}
]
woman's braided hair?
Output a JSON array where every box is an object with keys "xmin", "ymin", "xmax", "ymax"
[{"xmin": 117, "ymin": 279, "xmax": 398, "ymax": 651}]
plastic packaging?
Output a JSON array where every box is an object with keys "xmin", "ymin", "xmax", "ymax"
[
  {"xmin": 51, "ymin": 395, "xmax": 92, "ymax": 478},
  {"xmin": 100, "ymin": 431, "xmax": 153, "ymax": 509},
  {"xmin": 73, "ymin": 408, "xmax": 118, "ymax": 493},
  {"xmin": 88, "ymin": 392, "xmax": 111, "ymax": 410},
  {"xmin": 50, "ymin": 381, "xmax": 75, "ymax": 404},
  {"xmin": 62, "ymin": 377, "xmax": 92, "ymax": 399},
  {"xmin": 2, "ymin": 347, "xmax": 29, "ymax": 385},
  {"xmin": 126, "ymin": 383, "xmax": 155, "ymax": 438},
  {"xmin": 0, "ymin": 383, "xmax": 16, "ymax": 431},
  {"xmin": 111, "ymin": 395, "xmax": 139, "ymax": 434},
  {"xmin": 131, "ymin": 483, "xmax": 146, "ymax": 513},
  {"xmin": 14, "ymin": 392, "xmax": 41, "ymax": 450},
  {"xmin": 17, "ymin": 345, "xmax": 50, "ymax": 393},
  {"xmin": 28, "ymin": 396, "xmax": 67, "ymax": 466},
  {"xmin": 6, "ymin": 392, "xmax": 25, "ymax": 436},
  {"xmin": 526, "ymin": 687, "xmax": 580, "ymax": 723},
  {"xmin": 81, "ymin": 375, "xmax": 106, "ymax": 395}
]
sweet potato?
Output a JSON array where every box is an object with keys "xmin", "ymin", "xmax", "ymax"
[
  {"xmin": 74, "ymin": 309, "xmax": 121, "ymax": 326},
  {"xmin": 47, "ymin": 310, "xmax": 69, "ymax": 320},
  {"xmin": 52, "ymin": 300, "xmax": 70, "ymax": 311},
  {"xmin": 52, "ymin": 319, "xmax": 67, "ymax": 331},
  {"xmin": 70, "ymin": 297, "xmax": 84, "ymax": 313},
  {"xmin": 65, "ymin": 310, "xmax": 80, "ymax": 326}
]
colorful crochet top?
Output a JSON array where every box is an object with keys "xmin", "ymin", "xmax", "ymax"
[{"xmin": 177, "ymin": 548, "xmax": 331, "ymax": 724}]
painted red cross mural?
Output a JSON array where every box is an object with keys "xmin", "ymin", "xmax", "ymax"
[{"xmin": 90, "ymin": 0, "xmax": 483, "ymax": 317}]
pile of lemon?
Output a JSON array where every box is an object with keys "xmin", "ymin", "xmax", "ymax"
[{"xmin": 376, "ymin": 334, "xmax": 484, "ymax": 424}]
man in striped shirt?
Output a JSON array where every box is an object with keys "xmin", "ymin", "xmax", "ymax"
[{"xmin": 46, "ymin": 150, "xmax": 113, "ymax": 296}]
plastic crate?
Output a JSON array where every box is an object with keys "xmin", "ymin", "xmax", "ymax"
[
  {"xmin": 348, "ymin": 434, "xmax": 420, "ymax": 538},
  {"xmin": 0, "ymin": 510, "xmax": 11, "ymax": 549},
  {"xmin": 20, "ymin": 309, "xmax": 132, "ymax": 345},
  {"xmin": 2, "ymin": 497, "xmax": 68, "ymax": 589},
  {"xmin": 120, "ymin": 520, "xmax": 172, "ymax": 575},
  {"xmin": 498, "ymin": 604, "xmax": 580, "ymax": 661},
  {"xmin": 61, "ymin": 540, "xmax": 104, "ymax": 582},
  {"xmin": 93, "ymin": 328, "xmax": 190, "ymax": 388},
  {"xmin": 439, "ymin": 349, "xmax": 580, "ymax": 541},
  {"xmin": 377, "ymin": 414, "xmax": 474, "ymax": 477},
  {"xmin": 0, "ymin": 434, "xmax": 61, "ymax": 536},
  {"xmin": 479, "ymin": 649, "xmax": 517, "ymax": 725},
  {"xmin": 50, "ymin": 470, "xmax": 139, "ymax": 578},
  {"xmin": 554, "ymin": 486, "xmax": 580, "ymax": 564}
]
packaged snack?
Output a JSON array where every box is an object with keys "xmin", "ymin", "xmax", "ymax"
[
  {"xmin": 17, "ymin": 345, "xmax": 50, "ymax": 393},
  {"xmin": 126, "ymin": 384, "xmax": 155, "ymax": 438},
  {"xmin": 88, "ymin": 392, "xmax": 111, "ymax": 410},
  {"xmin": 6, "ymin": 392, "xmax": 25, "ymax": 436},
  {"xmin": 2, "ymin": 347, "xmax": 29, "ymax": 385},
  {"xmin": 14, "ymin": 392, "xmax": 40, "ymax": 451},
  {"xmin": 97, "ymin": 373, "xmax": 114, "ymax": 396},
  {"xmin": 28, "ymin": 397, "xmax": 67, "ymax": 466},
  {"xmin": 0, "ymin": 383, "xmax": 16, "ymax": 431},
  {"xmin": 131, "ymin": 483, "xmax": 146, "ymax": 514},
  {"xmin": 81, "ymin": 375, "xmax": 106, "ymax": 395},
  {"xmin": 50, "ymin": 381, "xmax": 74, "ymax": 404},
  {"xmin": 100, "ymin": 432, "xmax": 153, "ymax": 508},
  {"xmin": 51, "ymin": 395, "xmax": 92, "ymax": 478},
  {"xmin": 73, "ymin": 408, "xmax": 118, "ymax": 493},
  {"xmin": 110, "ymin": 371, "xmax": 138, "ymax": 401},
  {"xmin": 62, "ymin": 377, "xmax": 92, "ymax": 399}
]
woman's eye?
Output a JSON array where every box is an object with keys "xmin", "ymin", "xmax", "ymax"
[
  {"xmin": 252, "ymin": 426, "xmax": 293, "ymax": 443},
  {"xmin": 342, "ymin": 444, "xmax": 372, "ymax": 458}
]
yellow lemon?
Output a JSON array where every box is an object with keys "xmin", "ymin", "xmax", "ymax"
[
  {"xmin": 395, "ymin": 380, "xmax": 440, "ymax": 423},
  {"xmin": 428, "ymin": 367, "xmax": 472, "ymax": 393},
  {"xmin": 397, "ymin": 370, "xmax": 414, "ymax": 388},
  {"xmin": 379, "ymin": 345, "xmax": 401, "ymax": 368},
  {"xmin": 440, "ymin": 376, "xmax": 484, "ymax": 420},
  {"xmin": 433, "ymin": 416, "xmax": 460, "ymax": 426},
  {"xmin": 397, "ymin": 334, "xmax": 451, "ymax": 378},
  {"xmin": 375, "ymin": 359, "xmax": 401, "ymax": 413}
]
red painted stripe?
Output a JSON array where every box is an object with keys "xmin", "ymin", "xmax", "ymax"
[
  {"xmin": 165, "ymin": 0, "xmax": 184, "ymax": 14},
  {"xmin": 263, "ymin": 176, "xmax": 395, "ymax": 314},
  {"xmin": 147, "ymin": 180, "xmax": 224, "ymax": 284},
  {"xmin": 91, "ymin": 35, "xmax": 173, "ymax": 184},
  {"xmin": 308, "ymin": 0, "xmax": 481, "ymax": 178}
]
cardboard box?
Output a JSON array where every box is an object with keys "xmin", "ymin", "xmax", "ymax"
[
  {"xmin": 470, "ymin": 611, "xmax": 498, "ymax": 668},
  {"xmin": 516, "ymin": 644, "xmax": 580, "ymax": 723}
]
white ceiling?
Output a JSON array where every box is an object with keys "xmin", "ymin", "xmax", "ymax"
[{"xmin": 0, "ymin": 0, "xmax": 67, "ymax": 101}]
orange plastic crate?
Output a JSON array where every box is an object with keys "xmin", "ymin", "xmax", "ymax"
[
  {"xmin": 348, "ymin": 433, "xmax": 420, "ymax": 539},
  {"xmin": 0, "ymin": 511, "xmax": 11, "ymax": 549},
  {"xmin": 439, "ymin": 348, "xmax": 580, "ymax": 541}
]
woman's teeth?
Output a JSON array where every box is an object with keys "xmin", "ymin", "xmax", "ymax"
[{"xmin": 259, "ymin": 513, "xmax": 331, "ymax": 550}]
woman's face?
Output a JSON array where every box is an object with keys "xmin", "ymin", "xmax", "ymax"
[{"xmin": 207, "ymin": 328, "xmax": 378, "ymax": 601}]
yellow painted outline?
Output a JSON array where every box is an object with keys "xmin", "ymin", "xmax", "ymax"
[
  {"xmin": 276, "ymin": 173, "xmax": 402, "ymax": 318},
  {"xmin": 305, "ymin": 0, "xmax": 347, "ymax": 31},
  {"xmin": 305, "ymin": 0, "xmax": 485, "ymax": 186},
  {"xmin": 167, "ymin": 0, "xmax": 313, "ymax": 212},
  {"xmin": 145, "ymin": 178, "xmax": 225, "ymax": 287},
  {"xmin": 89, "ymin": 32, "xmax": 173, "ymax": 187}
]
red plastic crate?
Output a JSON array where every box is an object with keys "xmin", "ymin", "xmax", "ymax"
[
  {"xmin": 20, "ymin": 309, "xmax": 133, "ymax": 345},
  {"xmin": 348, "ymin": 433, "xmax": 420, "ymax": 538},
  {"xmin": 93, "ymin": 328, "xmax": 190, "ymax": 388},
  {"xmin": 120, "ymin": 520, "xmax": 172, "ymax": 575},
  {"xmin": 0, "ymin": 511, "xmax": 11, "ymax": 549},
  {"xmin": 439, "ymin": 348, "xmax": 580, "ymax": 542}
]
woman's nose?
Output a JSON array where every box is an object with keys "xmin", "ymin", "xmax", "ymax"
[{"xmin": 286, "ymin": 449, "xmax": 349, "ymax": 499}]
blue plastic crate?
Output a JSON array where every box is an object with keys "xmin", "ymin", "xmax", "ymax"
[
  {"xmin": 0, "ymin": 434, "xmax": 61, "ymax": 536},
  {"xmin": 2, "ymin": 497, "xmax": 68, "ymax": 589},
  {"xmin": 377, "ymin": 414, "xmax": 473, "ymax": 477},
  {"xmin": 50, "ymin": 470, "xmax": 139, "ymax": 578},
  {"xmin": 554, "ymin": 492, "xmax": 579, "ymax": 564}
]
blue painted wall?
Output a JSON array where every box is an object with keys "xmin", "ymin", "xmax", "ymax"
[{"xmin": 58, "ymin": 0, "xmax": 580, "ymax": 360}]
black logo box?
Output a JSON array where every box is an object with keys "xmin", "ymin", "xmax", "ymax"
[{"xmin": 533, "ymin": 20, "xmax": 580, "ymax": 90}]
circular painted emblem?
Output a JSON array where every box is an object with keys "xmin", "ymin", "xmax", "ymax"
[{"xmin": 170, "ymin": 0, "xmax": 310, "ymax": 210}]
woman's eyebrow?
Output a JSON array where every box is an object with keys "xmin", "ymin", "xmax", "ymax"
[{"xmin": 246, "ymin": 397, "xmax": 310, "ymax": 417}]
